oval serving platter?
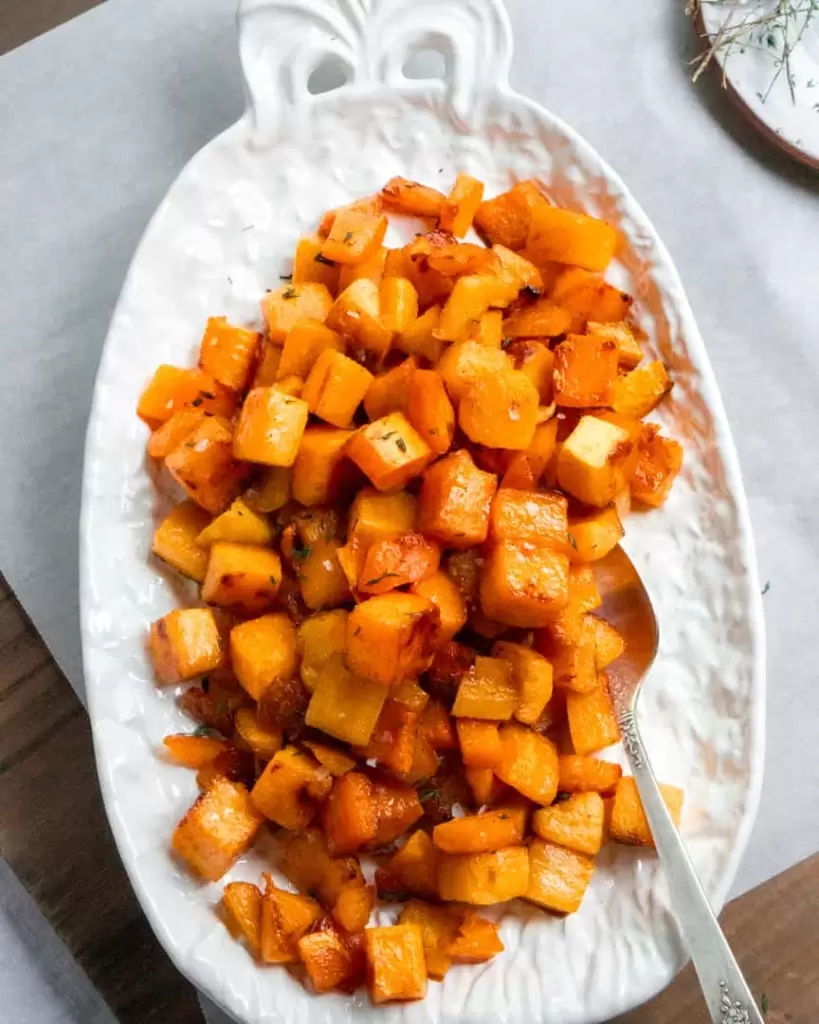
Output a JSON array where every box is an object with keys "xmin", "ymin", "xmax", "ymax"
[{"xmin": 79, "ymin": 1, "xmax": 766, "ymax": 1022}]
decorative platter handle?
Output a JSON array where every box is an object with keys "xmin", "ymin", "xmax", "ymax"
[{"xmin": 238, "ymin": 0, "xmax": 514, "ymax": 142}]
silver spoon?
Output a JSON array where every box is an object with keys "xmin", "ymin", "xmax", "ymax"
[{"xmin": 596, "ymin": 545, "xmax": 764, "ymax": 1024}]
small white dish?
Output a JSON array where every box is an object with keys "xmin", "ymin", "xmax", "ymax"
[{"xmin": 79, "ymin": 1, "xmax": 766, "ymax": 1022}]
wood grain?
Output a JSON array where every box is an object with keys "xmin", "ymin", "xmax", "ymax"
[{"xmin": 0, "ymin": 0, "xmax": 104, "ymax": 54}]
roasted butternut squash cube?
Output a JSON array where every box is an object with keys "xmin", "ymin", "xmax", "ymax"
[
  {"xmin": 492, "ymin": 243, "xmax": 545, "ymax": 292},
  {"xmin": 436, "ymin": 275, "xmax": 495, "ymax": 343},
  {"xmin": 378, "ymin": 832, "xmax": 440, "ymax": 900},
  {"xmin": 276, "ymin": 318, "xmax": 344, "ymax": 381},
  {"xmin": 201, "ymin": 542, "xmax": 281, "ymax": 614},
  {"xmin": 305, "ymin": 665, "xmax": 388, "ymax": 745},
  {"xmin": 592, "ymin": 617, "xmax": 626, "ymax": 670},
  {"xmin": 292, "ymin": 233, "xmax": 341, "ymax": 291},
  {"xmin": 380, "ymin": 277, "xmax": 419, "ymax": 334},
  {"xmin": 358, "ymin": 533, "xmax": 440, "ymax": 595},
  {"xmin": 569, "ymin": 505, "xmax": 624, "ymax": 563},
  {"xmin": 550, "ymin": 268, "xmax": 632, "ymax": 333},
  {"xmin": 489, "ymin": 488, "xmax": 568, "ymax": 550},
  {"xmin": 147, "ymin": 407, "xmax": 207, "ymax": 459},
  {"xmin": 137, "ymin": 365, "xmax": 236, "ymax": 427},
  {"xmin": 501, "ymin": 419, "xmax": 559, "ymax": 490},
  {"xmin": 447, "ymin": 914, "xmax": 504, "ymax": 964},
  {"xmin": 321, "ymin": 207, "xmax": 388, "ymax": 265},
  {"xmin": 524, "ymin": 838, "xmax": 595, "ymax": 913},
  {"xmin": 369, "ymin": 772, "xmax": 424, "ymax": 845},
  {"xmin": 163, "ymin": 733, "xmax": 228, "ymax": 769},
  {"xmin": 492, "ymin": 641, "xmax": 554, "ymax": 725},
  {"xmin": 588, "ymin": 320, "xmax": 643, "ymax": 369},
  {"xmin": 438, "ymin": 846, "xmax": 529, "ymax": 904},
  {"xmin": 151, "ymin": 502, "xmax": 211, "ymax": 582},
  {"xmin": 557, "ymin": 414, "xmax": 638, "ymax": 508},
  {"xmin": 332, "ymin": 883, "xmax": 374, "ymax": 933},
  {"xmin": 222, "ymin": 881, "xmax": 263, "ymax": 956},
  {"xmin": 495, "ymin": 722, "xmax": 559, "ymax": 805},
  {"xmin": 538, "ymin": 614, "xmax": 598, "ymax": 694},
  {"xmin": 502, "ymin": 298, "xmax": 573, "ymax": 340},
  {"xmin": 291, "ymin": 426, "xmax": 355, "ymax": 506},
  {"xmin": 326, "ymin": 278, "xmax": 393, "ymax": 359},
  {"xmin": 365, "ymin": 924, "xmax": 428, "ymax": 1004},
  {"xmin": 233, "ymin": 707, "xmax": 282, "ymax": 761},
  {"xmin": 322, "ymin": 771, "xmax": 379, "ymax": 853},
  {"xmin": 436, "ymin": 340, "xmax": 511, "ymax": 406},
  {"xmin": 474, "ymin": 180, "xmax": 547, "ymax": 250},
  {"xmin": 244, "ymin": 468, "xmax": 291, "ymax": 516},
  {"xmin": 452, "ymin": 656, "xmax": 517, "ymax": 720},
  {"xmin": 232, "ymin": 387, "xmax": 308, "ymax": 467},
  {"xmin": 456, "ymin": 719, "xmax": 502, "ymax": 768},
  {"xmin": 480, "ymin": 541, "xmax": 570, "ymax": 628},
  {"xmin": 150, "ymin": 608, "xmax": 224, "ymax": 683},
  {"xmin": 433, "ymin": 807, "xmax": 526, "ymax": 854},
  {"xmin": 397, "ymin": 306, "xmax": 445, "ymax": 363},
  {"xmin": 411, "ymin": 571, "xmax": 468, "ymax": 645},
  {"xmin": 346, "ymin": 592, "xmax": 438, "ymax": 686},
  {"xmin": 196, "ymin": 497, "xmax": 273, "ymax": 548},
  {"xmin": 302, "ymin": 740, "xmax": 357, "ymax": 777},
  {"xmin": 362, "ymin": 356, "xmax": 416, "ymax": 424},
  {"xmin": 506, "ymin": 340, "xmax": 555, "ymax": 402},
  {"xmin": 526, "ymin": 203, "xmax": 617, "ymax": 271},
  {"xmin": 339, "ymin": 245, "xmax": 388, "ymax": 292},
  {"xmin": 418, "ymin": 698, "xmax": 458, "ymax": 752},
  {"xmin": 418, "ymin": 450, "xmax": 497, "ymax": 549},
  {"xmin": 558, "ymin": 754, "xmax": 622, "ymax": 794},
  {"xmin": 438, "ymin": 173, "xmax": 485, "ymax": 237},
  {"xmin": 426, "ymin": 241, "xmax": 499, "ymax": 278},
  {"xmin": 465, "ymin": 767, "xmax": 508, "ymax": 806},
  {"xmin": 262, "ymin": 282, "xmax": 333, "ymax": 344},
  {"xmin": 547, "ymin": 563, "xmax": 603, "ymax": 644},
  {"xmin": 566, "ymin": 676, "xmax": 620, "ymax": 755},
  {"xmin": 298, "ymin": 540, "xmax": 352, "ymax": 610},
  {"xmin": 281, "ymin": 829, "xmax": 365, "ymax": 906},
  {"xmin": 381, "ymin": 176, "xmax": 445, "ymax": 217},
  {"xmin": 346, "ymin": 412, "xmax": 434, "ymax": 492},
  {"xmin": 397, "ymin": 901, "xmax": 459, "ymax": 979},
  {"xmin": 533, "ymin": 792, "xmax": 605, "ymax": 855},
  {"xmin": 354, "ymin": 698, "xmax": 420, "ymax": 775},
  {"xmin": 468, "ymin": 309, "xmax": 503, "ymax": 347},
  {"xmin": 407, "ymin": 368, "xmax": 456, "ymax": 455},
  {"xmin": 261, "ymin": 882, "xmax": 322, "ymax": 963},
  {"xmin": 459, "ymin": 369, "xmax": 539, "ymax": 450},
  {"xmin": 165, "ymin": 416, "xmax": 248, "ymax": 514},
  {"xmin": 553, "ymin": 333, "xmax": 619, "ymax": 407},
  {"xmin": 198, "ymin": 317, "xmax": 260, "ymax": 392},
  {"xmin": 630, "ymin": 424, "xmax": 683, "ymax": 508},
  {"xmin": 230, "ymin": 613, "xmax": 296, "ymax": 700},
  {"xmin": 251, "ymin": 746, "xmax": 325, "ymax": 829},
  {"xmin": 298, "ymin": 927, "xmax": 360, "ymax": 994},
  {"xmin": 298, "ymin": 610, "xmax": 347, "ymax": 692},
  {"xmin": 302, "ymin": 348, "xmax": 374, "ymax": 428},
  {"xmin": 609, "ymin": 776, "xmax": 685, "ymax": 848},
  {"xmin": 611, "ymin": 360, "xmax": 672, "ymax": 419},
  {"xmin": 171, "ymin": 777, "xmax": 263, "ymax": 881},
  {"xmin": 252, "ymin": 341, "xmax": 283, "ymax": 388},
  {"xmin": 319, "ymin": 194, "xmax": 381, "ymax": 236}
]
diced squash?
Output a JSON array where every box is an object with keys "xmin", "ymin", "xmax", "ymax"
[
  {"xmin": 566, "ymin": 676, "xmax": 620, "ymax": 755},
  {"xmin": 411, "ymin": 571, "xmax": 468, "ymax": 645},
  {"xmin": 202, "ymin": 541, "xmax": 281, "ymax": 614},
  {"xmin": 319, "ymin": 194, "xmax": 382, "ymax": 237},
  {"xmin": 611, "ymin": 361, "xmax": 672, "ymax": 419},
  {"xmin": 501, "ymin": 419, "xmax": 559, "ymax": 490},
  {"xmin": 346, "ymin": 412, "xmax": 434, "ymax": 491},
  {"xmin": 532, "ymin": 792, "xmax": 605, "ymax": 855},
  {"xmin": 245, "ymin": 467, "xmax": 291, "ymax": 514},
  {"xmin": 196, "ymin": 497, "xmax": 273, "ymax": 548},
  {"xmin": 506, "ymin": 340, "xmax": 555, "ymax": 402},
  {"xmin": 459, "ymin": 369, "xmax": 539, "ymax": 450},
  {"xmin": 365, "ymin": 924, "xmax": 428, "ymax": 1004},
  {"xmin": 198, "ymin": 317, "xmax": 260, "ymax": 392},
  {"xmin": 547, "ymin": 564, "xmax": 602, "ymax": 644},
  {"xmin": 489, "ymin": 489, "xmax": 568, "ymax": 549},
  {"xmin": 262, "ymin": 282, "xmax": 333, "ymax": 344},
  {"xmin": 275, "ymin": 374, "xmax": 305, "ymax": 398},
  {"xmin": 468, "ymin": 309, "xmax": 504, "ymax": 347},
  {"xmin": 276, "ymin": 318, "xmax": 344, "ymax": 381},
  {"xmin": 418, "ymin": 699, "xmax": 458, "ymax": 752},
  {"xmin": 502, "ymin": 298, "xmax": 573, "ymax": 340},
  {"xmin": 609, "ymin": 776, "xmax": 685, "ymax": 848},
  {"xmin": 164, "ymin": 733, "xmax": 228, "ymax": 768},
  {"xmin": 592, "ymin": 617, "xmax": 626, "ymax": 670},
  {"xmin": 426, "ymin": 242, "xmax": 499, "ymax": 278},
  {"xmin": 526, "ymin": 204, "xmax": 617, "ymax": 272},
  {"xmin": 292, "ymin": 233, "xmax": 341, "ymax": 291},
  {"xmin": 369, "ymin": 773, "xmax": 424, "ymax": 845},
  {"xmin": 553, "ymin": 333, "xmax": 619, "ymax": 408},
  {"xmin": 359, "ymin": 533, "xmax": 440, "ymax": 595},
  {"xmin": 397, "ymin": 306, "xmax": 445, "ymax": 364},
  {"xmin": 407, "ymin": 369, "xmax": 456, "ymax": 455},
  {"xmin": 327, "ymin": 278, "xmax": 393, "ymax": 359},
  {"xmin": 251, "ymin": 746, "xmax": 327, "ymax": 829},
  {"xmin": 418, "ymin": 450, "xmax": 498, "ymax": 549},
  {"xmin": 363, "ymin": 356, "xmax": 416, "ymax": 422},
  {"xmin": 433, "ymin": 807, "xmax": 525, "ymax": 854},
  {"xmin": 298, "ymin": 926, "xmax": 362, "ymax": 994},
  {"xmin": 452, "ymin": 657, "xmax": 517, "ymax": 720},
  {"xmin": 165, "ymin": 416, "xmax": 248, "ymax": 514},
  {"xmin": 261, "ymin": 882, "xmax": 322, "ymax": 963},
  {"xmin": 399, "ymin": 735, "xmax": 440, "ymax": 785},
  {"xmin": 436, "ymin": 340, "xmax": 510, "ymax": 406},
  {"xmin": 381, "ymin": 176, "xmax": 445, "ymax": 218},
  {"xmin": 322, "ymin": 772, "xmax": 379, "ymax": 853},
  {"xmin": 232, "ymin": 387, "xmax": 308, "ymax": 466},
  {"xmin": 377, "ymin": 831, "xmax": 439, "ymax": 900},
  {"xmin": 464, "ymin": 767, "xmax": 508, "ymax": 807},
  {"xmin": 398, "ymin": 901, "xmax": 459, "ymax": 979},
  {"xmin": 349, "ymin": 488, "xmax": 417, "ymax": 549},
  {"xmin": 447, "ymin": 914, "xmax": 504, "ymax": 963},
  {"xmin": 137, "ymin": 365, "xmax": 235, "ymax": 427},
  {"xmin": 558, "ymin": 754, "xmax": 622, "ymax": 794},
  {"xmin": 537, "ymin": 614, "xmax": 598, "ymax": 694},
  {"xmin": 150, "ymin": 608, "xmax": 224, "ymax": 683},
  {"xmin": 524, "ymin": 838, "xmax": 595, "ymax": 913},
  {"xmin": 252, "ymin": 341, "xmax": 283, "ymax": 388},
  {"xmin": 569, "ymin": 505, "xmax": 624, "ymax": 563},
  {"xmin": 436, "ymin": 275, "xmax": 496, "ymax": 343},
  {"xmin": 473, "ymin": 181, "xmax": 548, "ymax": 250},
  {"xmin": 354, "ymin": 698, "xmax": 419, "ymax": 775},
  {"xmin": 480, "ymin": 542, "xmax": 570, "ymax": 628},
  {"xmin": 381, "ymin": 277, "xmax": 419, "ymax": 334},
  {"xmin": 305, "ymin": 665, "xmax": 388, "ymax": 745},
  {"xmin": 439, "ymin": 174, "xmax": 485, "ymax": 237},
  {"xmin": 321, "ymin": 208, "xmax": 388, "ymax": 265},
  {"xmin": 495, "ymin": 723, "xmax": 559, "ymax": 805},
  {"xmin": 302, "ymin": 348, "xmax": 374, "ymax": 428},
  {"xmin": 147, "ymin": 407, "xmax": 207, "ymax": 459},
  {"xmin": 333, "ymin": 884, "xmax": 374, "ymax": 933},
  {"xmin": 291, "ymin": 426, "xmax": 355, "ymax": 506},
  {"xmin": 222, "ymin": 881, "xmax": 263, "ymax": 956},
  {"xmin": 280, "ymin": 829, "xmax": 364, "ymax": 906},
  {"xmin": 630, "ymin": 425, "xmax": 683, "ymax": 508},
  {"xmin": 492, "ymin": 641, "xmax": 554, "ymax": 725},
  {"xmin": 297, "ymin": 540, "xmax": 352, "ymax": 610},
  {"xmin": 233, "ymin": 707, "xmax": 282, "ymax": 760},
  {"xmin": 456, "ymin": 719, "xmax": 502, "ymax": 768},
  {"xmin": 438, "ymin": 846, "xmax": 530, "ymax": 904},
  {"xmin": 588, "ymin": 320, "xmax": 643, "ymax": 369},
  {"xmin": 444, "ymin": 550, "xmax": 483, "ymax": 609},
  {"xmin": 492, "ymin": 244, "xmax": 545, "ymax": 292},
  {"xmin": 171, "ymin": 777, "xmax": 263, "ymax": 881},
  {"xmin": 151, "ymin": 502, "xmax": 212, "ymax": 582},
  {"xmin": 302, "ymin": 739, "xmax": 357, "ymax": 777},
  {"xmin": 230, "ymin": 613, "xmax": 296, "ymax": 701},
  {"xmin": 346, "ymin": 592, "xmax": 438, "ymax": 686},
  {"xmin": 338, "ymin": 245, "xmax": 388, "ymax": 292},
  {"xmin": 557, "ymin": 414, "xmax": 638, "ymax": 508},
  {"xmin": 298, "ymin": 610, "xmax": 347, "ymax": 692},
  {"xmin": 550, "ymin": 269, "xmax": 632, "ymax": 333}
]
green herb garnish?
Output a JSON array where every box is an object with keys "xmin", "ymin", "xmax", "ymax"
[
  {"xmin": 282, "ymin": 287, "xmax": 297, "ymax": 299},
  {"xmin": 314, "ymin": 252, "xmax": 337, "ymax": 266},
  {"xmin": 366, "ymin": 571, "xmax": 400, "ymax": 587},
  {"xmin": 193, "ymin": 725, "xmax": 221, "ymax": 739},
  {"xmin": 395, "ymin": 437, "xmax": 407, "ymax": 453}
]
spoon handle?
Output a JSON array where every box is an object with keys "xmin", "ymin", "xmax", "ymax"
[{"xmin": 618, "ymin": 709, "xmax": 764, "ymax": 1024}]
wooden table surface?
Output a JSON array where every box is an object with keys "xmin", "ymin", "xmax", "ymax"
[{"xmin": 2, "ymin": 3, "xmax": 818, "ymax": 1024}]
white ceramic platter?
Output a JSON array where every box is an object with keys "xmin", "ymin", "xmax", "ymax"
[
  {"xmin": 697, "ymin": 0, "xmax": 819, "ymax": 169},
  {"xmin": 79, "ymin": 1, "xmax": 766, "ymax": 1022}
]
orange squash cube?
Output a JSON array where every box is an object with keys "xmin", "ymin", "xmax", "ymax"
[
  {"xmin": 302, "ymin": 740, "xmax": 356, "ymax": 778},
  {"xmin": 492, "ymin": 641, "xmax": 554, "ymax": 725},
  {"xmin": 137, "ymin": 365, "xmax": 236, "ymax": 427},
  {"xmin": 198, "ymin": 317, "xmax": 260, "ymax": 392},
  {"xmin": 346, "ymin": 412, "xmax": 434, "ymax": 492},
  {"xmin": 165, "ymin": 416, "xmax": 248, "ymax": 514},
  {"xmin": 537, "ymin": 614, "xmax": 598, "ymax": 694},
  {"xmin": 358, "ymin": 533, "xmax": 440, "ymax": 595},
  {"xmin": 346, "ymin": 592, "xmax": 438, "ymax": 686},
  {"xmin": 196, "ymin": 497, "xmax": 273, "ymax": 548},
  {"xmin": 492, "ymin": 244, "xmax": 545, "ymax": 292},
  {"xmin": 233, "ymin": 707, "xmax": 282, "ymax": 761},
  {"xmin": 298, "ymin": 609, "xmax": 348, "ymax": 693},
  {"xmin": 553, "ymin": 333, "xmax": 619, "ymax": 407},
  {"xmin": 201, "ymin": 542, "xmax": 281, "ymax": 614},
  {"xmin": 407, "ymin": 369, "xmax": 456, "ymax": 455},
  {"xmin": 298, "ymin": 540, "xmax": 352, "ymax": 610},
  {"xmin": 456, "ymin": 719, "xmax": 502, "ymax": 768},
  {"xmin": 459, "ymin": 369, "xmax": 539, "ymax": 450},
  {"xmin": 438, "ymin": 846, "xmax": 530, "ymax": 904},
  {"xmin": 326, "ymin": 278, "xmax": 393, "ymax": 360},
  {"xmin": 452, "ymin": 656, "xmax": 517, "ymax": 720},
  {"xmin": 338, "ymin": 245, "xmax": 388, "ymax": 292},
  {"xmin": 611, "ymin": 360, "xmax": 672, "ymax": 419},
  {"xmin": 233, "ymin": 387, "xmax": 308, "ymax": 466},
  {"xmin": 222, "ymin": 881, "xmax": 263, "ymax": 956},
  {"xmin": 261, "ymin": 282, "xmax": 333, "ymax": 344},
  {"xmin": 276, "ymin": 318, "xmax": 344, "ymax": 381},
  {"xmin": 298, "ymin": 927, "xmax": 361, "ymax": 994},
  {"xmin": 465, "ymin": 767, "xmax": 508, "ymax": 807},
  {"xmin": 557, "ymin": 414, "xmax": 638, "ymax": 508},
  {"xmin": 151, "ymin": 502, "xmax": 212, "ymax": 582},
  {"xmin": 397, "ymin": 306, "xmax": 445, "ymax": 363},
  {"xmin": 380, "ymin": 277, "xmax": 419, "ymax": 334},
  {"xmin": 436, "ymin": 340, "xmax": 511, "ymax": 406},
  {"xmin": 489, "ymin": 488, "xmax": 568, "ymax": 549},
  {"xmin": 548, "ymin": 564, "xmax": 602, "ymax": 644},
  {"xmin": 280, "ymin": 828, "xmax": 365, "ymax": 905},
  {"xmin": 250, "ymin": 339, "xmax": 282, "ymax": 388},
  {"xmin": 433, "ymin": 807, "xmax": 526, "ymax": 854},
  {"xmin": 532, "ymin": 792, "xmax": 606, "ymax": 855},
  {"xmin": 230, "ymin": 613, "xmax": 296, "ymax": 700},
  {"xmin": 291, "ymin": 233, "xmax": 341, "ymax": 291},
  {"xmin": 411, "ymin": 571, "xmax": 468, "ymax": 645},
  {"xmin": 439, "ymin": 174, "xmax": 485, "ymax": 237},
  {"xmin": 426, "ymin": 241, "xmax": 499, "ymax": 278},
  {"xmin": 397, "ymin": 901, "xmax": 459, "ymax": 979},
  {"xmin": 251, "ymin": 746, "xmax": 326, "ymax": 829},
  {"xmin": 502, "ymin": 298, "xmax": 573, "ymax": 340},
  {"xmin": 468, "ymin": 309, "xmax": 504, "ymax": 347},
  {"xmin": 150, "ymin": 608, "xmax": 224, "ymax": 683},
  {"xmin": 171, "ymin": 777, "xmax": 263, "ymax": 882},
  {"xmin": 380, "ymin": 832, "xmax": 441, "ymax": 900},
  {"xmin": 368, "ymin": 773, "xmax": 424, "ymax": 846},
  {"xmin": 550, "ymin": 267, "xmax": 632, "ymax": 332},
  {"xmin": 381, "ymin": 176, "xmax": 445, "ymax": 218},
  {"xmin": 354, "ymin": 698, "xmax": 420, "ymax": 775},
  {"xmin": 526, "ymin": 203, "xmax": 618, "ymax": 272},
  {"xmin": 524, "ymin": 838, "xmax": 595, "ymax": 913},
  {"xmin": 305, "ymin": 667, "xmax": 388, "ymax": 745},
  {"xmin": 480, "ymin": 541, "xmax": 570, "ymax": 628},
  {"xmin": 365, "ymin": 924, "xmax": 428, "ymax": 1004},
  {"xmin": 589, "ymin": 320, "xmax": 643, "ymax": 369},
  {"xmin": 291, "ymin": 426, "xmax": 355, "ymax": 506},
  {"xmin": 592, "ymin": 617, "xmax": 626, "ymax": 670},
  {"xmin": 495, "ymin": 722, "xmax": 559, "ymax": 805},
  {"xmin": 348, "ymin": 487, "xmax": 417, "ymax": 548},
  {"xmin": 569, "ymin": 505, "xmax": 624, "ymax": 562},
  {"xmin": 319, "ymin": 194, "xmax": 381, "ymax": 236},
  {"xmin": 163, "ymin": 733, "xmax": 228, "ymax": 769},
  {"xmin": 474, "ymin": 180, "xmax": 548, "ymax": 250},
  {"xmin": 501, "ymin": 419, "xmax": 559, "ymax": 490},
  {"xmin": 261, "ymin": 882, "xmax": 322, "ymax": 963},
  {"xmin": 609, "ymin": 776, "xmax": 685, "ymax": 847},
  {"xmin": 147, "ymin": 407, "xmax": 207, "ymax": 459},
  {"xmin": 363, "ymin": 356, "xmax": 417, "ymax": 422},
  {"xmin": 506, "ymin": 340, "xmax": 555, "ymax": 402},
  {"xmin": 630, "ymin": 425, "xmax": 684, "ymax": 508},
  {"xmin": 302, "ymin": 348, "xmax": 373, "ymax": 429},
  {"xmin": 566, "ymin": 676, "xmax": 620, "ymax": 755},
  {"xmin": 447, "ymin": 914, "xmax": 504, "ymax": 964},
  {"xmin": 418, "ymin": 450, "xmax": 497, "ymax": 549},
  {"xmin": 558, "ymin": 754, "xmax": 622, "ymax": 794},
  {"xmin": 320, "ymin": 207, "xmax": 388, "ymax": 265},
  {"xmin": 332, "ymin": 884, "xmax": 374, "ymax": 933},
  {"xmin": 322, "ymin": 771, "xmax": 379, "ymax": 853},
  {"xmin": 436, "ymin": 275, "xmax": 495, "ymax": 344}
]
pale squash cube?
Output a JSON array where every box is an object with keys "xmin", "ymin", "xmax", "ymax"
[
  {"xmin": 149, "ymin": 607, "xmax": 224, "ymax": 683},
  {"xmin": 171, "ymin": 777, "xmax": 263, "ymax": 881},
  {"xmin": 557, "ymin": 414, "xmax": 637, "ymax": 508},
  {"xmin": 230, "ymin": 613, "xmax": 297, "ymax": 700},
  {"xmin": 233, "ymin": 387, "xmax": 309, "ymax": 467}
]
